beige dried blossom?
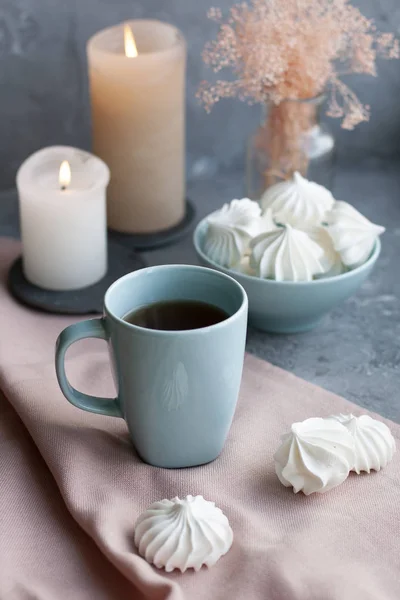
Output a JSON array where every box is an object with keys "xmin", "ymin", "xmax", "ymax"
[{"xmin": 198, "ymin": 0, "xmax": 399, "ymax": 130}]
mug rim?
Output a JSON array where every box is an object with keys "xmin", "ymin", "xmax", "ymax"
[{"xmin": 104, "ymin": 264, "xmax": 248, "ymax": 336}]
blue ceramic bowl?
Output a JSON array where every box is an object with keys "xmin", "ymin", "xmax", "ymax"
[{"xmin": 193, "ymin": 218, "xmax": 381, "ymax": 333}]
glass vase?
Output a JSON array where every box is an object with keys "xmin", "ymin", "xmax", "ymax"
[{"xmin": 246, "ymin": 95, "xmax": 335, "ymax": 199}]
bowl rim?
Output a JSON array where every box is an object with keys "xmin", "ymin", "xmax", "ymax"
[{"xmin": 193, "ymin": 216, "xmax": 381, "ymax": 287}]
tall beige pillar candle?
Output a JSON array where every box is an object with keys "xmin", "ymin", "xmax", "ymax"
[{"xmin": 87, "ymin": 20, "xmax": 186, "ymax": 234}]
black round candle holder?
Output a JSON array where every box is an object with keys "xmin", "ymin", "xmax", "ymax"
[
  {"xmin": 8, "ymin": 239, "xmax": 146, "ymax": 315},
  {"xmin": 8, "ymin": 199, "xmax": 196, "ymax": 314},
  {"xmin": 109, "ymin": 198, "xmax": 196, "ymax": 251}
]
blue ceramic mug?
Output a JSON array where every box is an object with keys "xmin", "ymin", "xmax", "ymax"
[{"xmin": 55, "ymin": 265, "xmax": 248, "ymax": 468}]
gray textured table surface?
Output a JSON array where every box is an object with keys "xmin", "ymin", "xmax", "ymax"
[{"xmin": 1, "ymin": 159, "xmax": 399, "ymax": 421}]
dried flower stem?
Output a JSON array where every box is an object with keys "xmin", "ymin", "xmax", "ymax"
[{"xmin": 260, "ymin": 100, "xmax": 319, "ymax": 186}]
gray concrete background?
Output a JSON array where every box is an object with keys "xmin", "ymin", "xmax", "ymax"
[{"xmin": 1, "ymin": 0, "xmax": 400, "ymax": 189}]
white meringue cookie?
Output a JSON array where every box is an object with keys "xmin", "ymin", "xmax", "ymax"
[
  {"xmin": 134, "ymin": 495, "xmax": 233, "ymax": 572},
  {"xmin": 261, "ymin": 171, "xmax": 334, "ymax": 228},
  {"xmin": 249, "ymin": 224, "xmax": 327, "ymax": 281},
  {"xmin": 330, "ymin": 414, "xmax": 396, "ymax": 474},
  {"xmin": 274, "ymin": 417, "xmax": 356, "ymax": 495},
  {"xmin": 307, "ymin": 226, "xmax": 346, "ymax": 277},
  {"xmin": 255, "ymin": 208, "xmax": 279, "ymax": 235},
  {"xmin": 204, "ymin": 198, "xmax": 262, "ymax": 267},
  {"xmin": 325, "ymin": 201, "xmax": 385, "ymax": 268}
]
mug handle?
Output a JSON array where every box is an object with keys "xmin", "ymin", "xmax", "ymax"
[{"xmin": 55, "ymin": 318, "xmax": 123, "ymax": 418}]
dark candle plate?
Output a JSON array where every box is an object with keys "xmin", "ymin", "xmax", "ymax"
[
  {"xmin": 109, "ymin": 198, "xmax": 196, "ymax": 251},
  {"xmin": 8, "ymin": 240, "xmax": 146, "ymax": 315}
]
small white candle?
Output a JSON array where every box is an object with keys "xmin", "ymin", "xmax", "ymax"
[{"xmin": 16, "ymin": 146, "xmax": 110, "ymax": 291}]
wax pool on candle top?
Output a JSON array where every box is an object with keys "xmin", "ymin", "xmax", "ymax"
[
  {"xmin": 17, "ymin": 146, "xmax": 110, "ymax": 291},
  {"xmin": 87, "ymin": 20, "xmax": 186, "ymax": 234}
]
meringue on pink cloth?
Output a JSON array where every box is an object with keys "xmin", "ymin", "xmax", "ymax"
[{"xmin": 0, "ymin": 238, "xmax": 400, "ymax": 600}]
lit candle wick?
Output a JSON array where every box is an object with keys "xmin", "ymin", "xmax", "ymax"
[
  {"xmin": 124, "ymin": 24, "xmax": 138, "ymax": 58},
  {"xmin": 59, "ymin": 160, "xmax": 71, "ymax": 191}
]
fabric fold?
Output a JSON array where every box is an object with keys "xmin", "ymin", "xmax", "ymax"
[{"xmin": 1, "ymin": 238, "xmax": 400, "ymax": 600}]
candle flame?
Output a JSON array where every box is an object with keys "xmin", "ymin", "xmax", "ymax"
[
  {"xmin": 124, "ymin": 24, "xmax": 138, "ymax": 58},
  {"xmin": 59, "ymin": 160, "xmax": 71, "ymax": 190}
]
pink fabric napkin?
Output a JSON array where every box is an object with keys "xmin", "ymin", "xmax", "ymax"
[{"xmin": 1, "ymin": 238, "xmax": 400, "ymax": 600}]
